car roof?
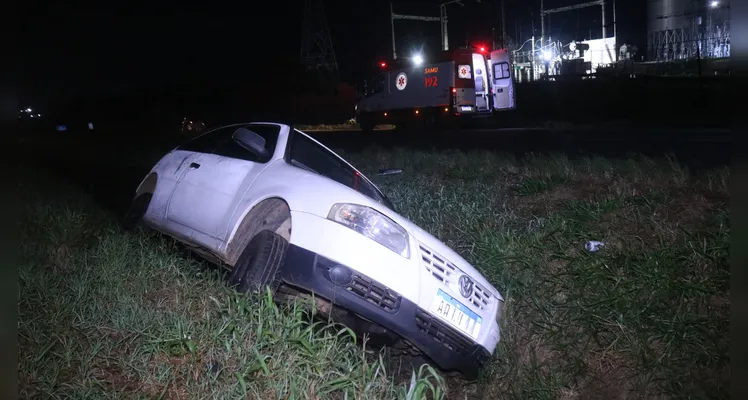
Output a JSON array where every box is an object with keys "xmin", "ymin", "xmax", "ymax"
[
  {"xmin": 205, "ymin": 122, "xmax": 394, "ymax": 210},
  {"xmin": 201, "ymin": 122, "xmax": 373, "ymax": 183}
]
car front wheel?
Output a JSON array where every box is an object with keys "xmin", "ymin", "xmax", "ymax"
[
  {"xmin": 229, "ymin": 229, "xmax": 289, "ymax": 294},
  {"xmin": 122, "ymin": 193, "xmax": 152, "ymax": 231}
]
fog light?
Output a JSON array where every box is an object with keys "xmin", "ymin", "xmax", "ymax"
[{"xmin": 329, "ymin": 265, "xmax": 353, "ymax": 286}]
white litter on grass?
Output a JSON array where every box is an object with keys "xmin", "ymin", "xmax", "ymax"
[{"xmin": 585, "ymin": 240, "xmax": 605, "ymax": 252}]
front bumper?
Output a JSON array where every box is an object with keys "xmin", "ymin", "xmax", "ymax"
[{"xmin": 279, "ymin": 243, "xmax": 492, "ymax": 377}]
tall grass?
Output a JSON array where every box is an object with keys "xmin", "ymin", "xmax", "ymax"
[
  {"xmin": 17, "ymin": 166, "xmax": 445, "ymax": 399},
  {"xmin": 348, "ymin": 150, "xmax": 730, "ymax": 399},
  {"xmin": 18, "ymin": 147, "xmax": 730, "ymax": 399}
]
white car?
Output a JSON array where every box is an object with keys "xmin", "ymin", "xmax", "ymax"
[{"xmin": 124, "ymin": 122, "xmax": 504, "ymax": 378}]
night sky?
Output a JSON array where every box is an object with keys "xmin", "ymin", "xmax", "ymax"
[{"xmin": 21, "ymin": 0, "xmax": 646, "ymax": 109}]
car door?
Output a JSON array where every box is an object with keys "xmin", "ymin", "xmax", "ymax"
[
  {"xmin": 489, "ymin": 49, "xmax": 516, "ymax": 111},
  {"xmin": 166, "ymin": 124, "xmax": 281, "ymax": 242},
  {"xmin": 145, "ymin": 125, "xmax": 234, "ymax": 229},
  {"xmin": 472, "ymin": 53, "xmax": 490, "ymax": 111}
]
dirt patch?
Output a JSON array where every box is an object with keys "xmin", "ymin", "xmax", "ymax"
[
  {"xmin": 516, "ymin": 335, "xmax": 556, "ymax": 370},
  {"xmin": 510, "ymin": 178, "xmax": 611, "ymax": 217},
  {"xmin": 572, "ymin": 372, "xmax": 638, "ymax": 400},
  {"xmin": 571, "ymin": 352, "xmax": 649, "ymax": 400},
  {"xmin": 17, "ymin": 373, "xmax": 34, "ymax": 398},
  {"xmin": 656, "ymin": 187, "xmax": 726, "ymax": 227},
  {"xmin": 144, "ymin": 287, "xmax": 181, "ymax": 310},
  {"xmin": 594, "ymin": 187, "xmax": 727, "ymax": 252},
  {"xmin": 91, "ymin": 359, "xmax": 162, "ymax": 397},
  {"xmin": 506, "ymin": 173, "xmax": 728, "ymax": 253},
  {"xmin": 40, "ymin": 244, "xmax": 75, "ymax": 275},
  {"xmin": 147, "ymin": 352, "xmax": 200, "ymax": 399},
  {"xmin": 709, "ymin": 293, "xmax": 730, "ymax": 310},
  {"xmin": 442, "ymin": 376, "xmax": 480, "ymax": 399},
  {"xmin": 44, "ymin": 230, "xmax": 99, "ymax": 271},
  {"xmin": 143, "ymin": 285, "xmax": 224, "ymax": 327}
]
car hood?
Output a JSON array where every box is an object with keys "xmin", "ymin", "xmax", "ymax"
[
  {"xmin": 267, "ymin": 162, "xmax": 502, "ymax": 300},
  {"xmin": 396, "ymin": 218, "xmax": 502, "ymax": 301}
]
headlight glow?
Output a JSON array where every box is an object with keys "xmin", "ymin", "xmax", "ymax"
[{"xmin": 327, "ymin": 203, "xmax": 410, "ymax": 258}]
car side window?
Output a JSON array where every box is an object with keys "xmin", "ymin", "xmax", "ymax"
[
  {"xmin": 286, "ymin": 130, "xmax": 388, "ymax": 207},
  {"xmin": 289, "ymin": 133, "xmax": 355, "ymax": 188},
  {"xmin": 213, "ymin": 124, "xmax": 281, "ymax": 163},
  {"xmin": 177, "ymin": 126, "xmax": 235, "ymax": 153}
]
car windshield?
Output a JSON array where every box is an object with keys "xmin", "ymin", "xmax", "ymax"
[{"xmin": 285, "ymin": 129, "xmax": 395, "ymax": 211}]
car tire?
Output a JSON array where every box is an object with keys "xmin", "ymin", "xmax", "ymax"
[
  {"xmin": 122, "ymin": 193, "xmax": 152, "ymax": 231},
  {"xmin": 229, "ymin": 229, "xmax": 289, "ymax": 295}
]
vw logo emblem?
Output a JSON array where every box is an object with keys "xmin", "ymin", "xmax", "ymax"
[{"xmin": 458, "ymin": 275, "xmax": 474, "ymax": 298}]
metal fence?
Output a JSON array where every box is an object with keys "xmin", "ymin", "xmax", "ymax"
[{"xmin": 648, "ymin": 31, "xmax": 730, "ymax": 62}]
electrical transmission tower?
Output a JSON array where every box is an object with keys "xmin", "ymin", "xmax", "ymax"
[{"xmin": 301, "ymin": 0, "xmax": 339, "ymax": 80}]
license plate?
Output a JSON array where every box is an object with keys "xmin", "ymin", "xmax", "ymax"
[
  {"xmin": 460, "ymin": 106, "xmax": 473, "ymax": 111},
  {"xmin": 429, "ymin": 289, "xmax": 482, "ymax": 339}
]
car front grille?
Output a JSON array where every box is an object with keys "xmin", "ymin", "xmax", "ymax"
[
  {"xmin": 346, "ymin": 273, "xmax": 402, "ymax": 313},
  {"xmin": 415, "ymin": 307, "xmax": 490, "ymax": 364},
  {"xmin": 418, "ymin": 243, "xmax": 494, "ymax": 311}
]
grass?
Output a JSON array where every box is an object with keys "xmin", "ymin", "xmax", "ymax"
[
  {"xmin": 17, "ymin": 166, "xmax": 445, "ymax": 399},
  {"xmin": 294, "ymin": 122, "xmax": 396, "ymax": 132},
  {"xmin": 18, "ymin": 147, "xmax": 729, "ymax": 399},
  {"xmin": 347, "ymin": 149, "xmax": 730, "ymax": 399}
]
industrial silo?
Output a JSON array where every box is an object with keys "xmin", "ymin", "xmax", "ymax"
[
  {"xmin": 647, "ymin": 0, "xmax": 698, "ymax": 61},
  {"xmin": 647, "ymin": 0, "xmax": 730, "ymax": 61}
]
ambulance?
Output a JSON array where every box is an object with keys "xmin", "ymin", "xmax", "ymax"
[{"xmin": 355, "ymin": 47, "xmax": 516, "ymax": 131}]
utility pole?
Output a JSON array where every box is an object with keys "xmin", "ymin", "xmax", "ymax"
[
  {"xmin": 540, "ymin": 0, "xmax": 545, "ymax": 49},
  {"xmin": 540, "ymin": 1, "xmax": 606, "ymax": 42},
  {"xmin": 529, "ymin": 11, "xmax": 537, "ymax": 81},
  {"xmin": 531, "ymin": 35, "xmax": 536, "ymax": 81},
  {"xmin": 390, "ymin": 2, "xmax": 440, "ymax": 59},
  {"xmin": 439, "ymin": 1, "xmax": 472, "ymax": 51},
  {"xmin": 390, "ymin": 3, "xmax": 398, "ymax": 59},
  {"xmin": 501, "ymin": 0, "xmax": 507, "ymax": 48},
  {"xmin": 613, "ymin": 0, "xmax": 616, "ymax": 38},
  {"xmin": 390, "ymin": 1, "xmax": 479, "ymax": 59},
  {"xmin": 440, "ymin": 3, "xmax": 449, "ymax": 51},
  {"xmin": 613, "ymin": 0, "xmax": 617, "ymax": 60},
  {"xmin": 601, "ymin": 0, "xmax": 606, "ymax": 39}
]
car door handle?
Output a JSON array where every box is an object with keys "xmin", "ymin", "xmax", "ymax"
[{"xmin": 189, "ymin": 162, "xmax": 200, "ymax": 169}]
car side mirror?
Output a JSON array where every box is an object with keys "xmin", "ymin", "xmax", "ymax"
[{"xmin": 234, "ymin": 127, "xmax": 270, "ymax": 158}]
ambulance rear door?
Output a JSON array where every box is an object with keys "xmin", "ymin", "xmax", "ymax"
[{"xmin": 489, "ymin": 49, "xmax": 516, "ymax": 111}]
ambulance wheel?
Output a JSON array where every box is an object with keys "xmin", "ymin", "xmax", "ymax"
[
  {"xmin": 359, "ymin": 116, "xmax": 375, "ymax": 132},
  {"xmin": 395, "ymin": 121, "xmax": 412, "ymax": 132},
  {"xmin": 424, "ymin": 115, "xmax": 444, "ymax": 132}
]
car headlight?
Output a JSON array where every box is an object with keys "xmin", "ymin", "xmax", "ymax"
[{"xmin": 327, "ymin": 203, "xmax": 410, "ymax": 258}]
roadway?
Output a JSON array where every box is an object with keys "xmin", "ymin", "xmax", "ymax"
[
  {"xmin": 8, "ymin": 124, "xmax": 730, "ymax": 223},
  {"xmin": 304, "ymin": 127, "xmax": 731, "ymax": 171}
]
